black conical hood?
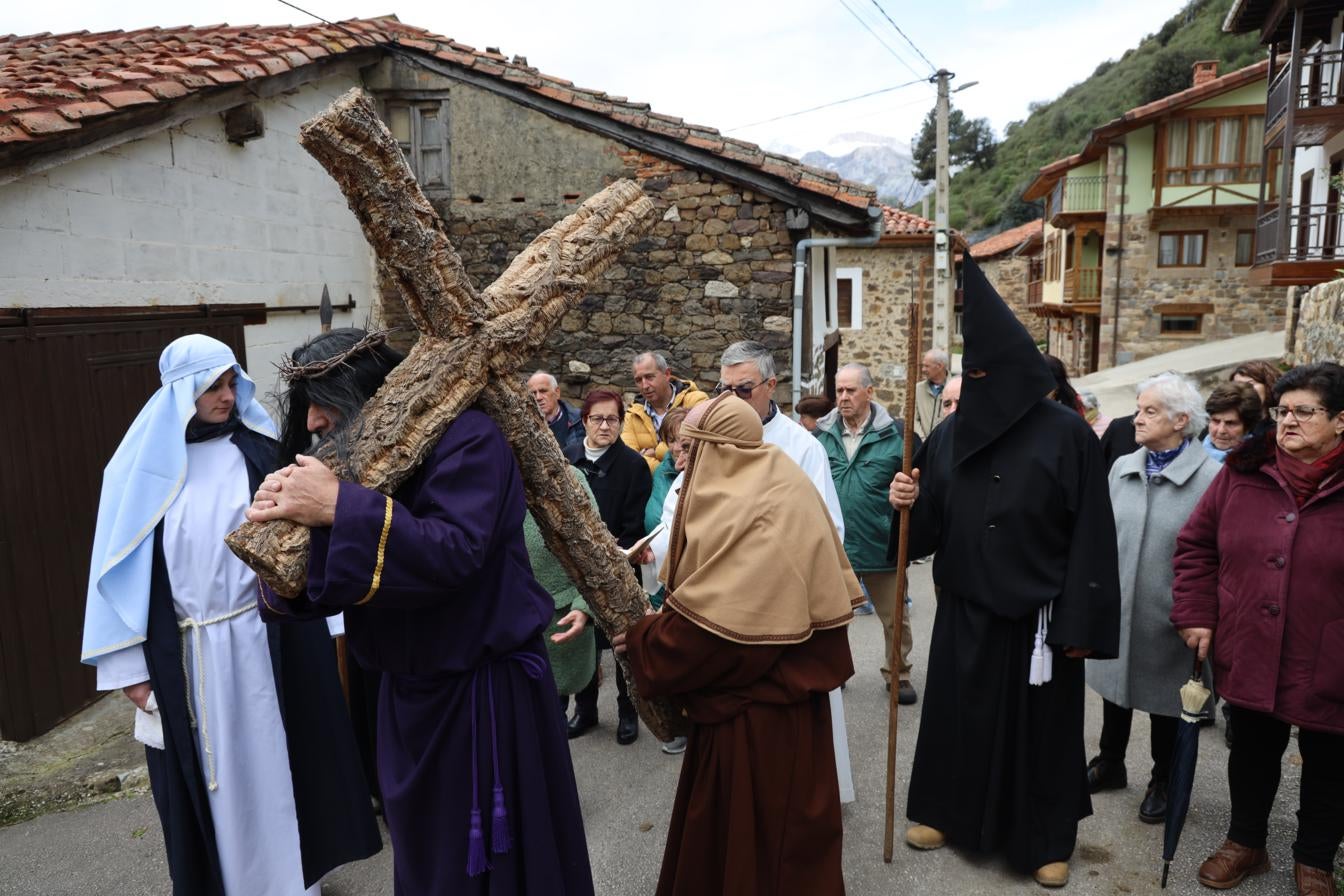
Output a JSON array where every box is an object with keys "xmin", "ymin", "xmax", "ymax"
[{"xmin": 951, "ymin": 258, "xmax": 1056, "ymax": 467}]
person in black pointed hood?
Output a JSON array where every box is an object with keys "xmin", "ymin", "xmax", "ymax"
[{"xmin": 887, "ymin": 259, "xmax": 1121, "ymax": 888}]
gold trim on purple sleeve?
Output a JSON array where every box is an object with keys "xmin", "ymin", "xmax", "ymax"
[{"xmin": 356, "ymin": 496, "xmax": 394, "ymax": 606}]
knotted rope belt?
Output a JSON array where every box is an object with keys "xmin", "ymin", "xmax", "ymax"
[{"xmin": 179, "ymin": 603, "xmax": 257, "ymax": 791}]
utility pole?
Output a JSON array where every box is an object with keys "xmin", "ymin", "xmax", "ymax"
[{"xmin": 931, "ymin": 69, "xmax": 954, "ymax": 354}]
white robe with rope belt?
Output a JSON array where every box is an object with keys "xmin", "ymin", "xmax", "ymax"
[{"xmin": 164, "ymin": 436, "xmax": 318, "ymax": 896}]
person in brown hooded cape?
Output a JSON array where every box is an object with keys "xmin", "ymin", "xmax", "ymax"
[
  {"xmin": 888, "ymin": 260, "xmax": 1121, "ymax": 888},
  {"xmin": 617, "ymin": 393, "xmax": 862, "ymax": 896}
]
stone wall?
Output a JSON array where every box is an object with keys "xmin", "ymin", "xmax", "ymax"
[
  {"xmin": 834, "ymin": 244, "xmax": 932, "ymax": 409},
  {"xmin": 979, "ymin": 255, "xmax": 1046, "ymax": 344},
  {"xmin": 1098, "ymin": 211, "xmax": 1285, "ymax": 367},
  {"xmin": 369, "ymin": 64, "xmax": 802, "ymax": 405},
  {"xmin": 1291, "ymin": 277, "xmax": 1344, "ymax": 364}
]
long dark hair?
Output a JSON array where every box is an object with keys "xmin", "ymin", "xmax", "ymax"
[
  {"xmin": 1042, "ymin": 353, "xmax": 1080, "ymax": 412},
  {"xmin": 276, "ymin": 328, "xmax": 405, "ymax": 466}
]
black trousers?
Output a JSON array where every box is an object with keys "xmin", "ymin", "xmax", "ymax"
[
  {"xmin": 1225, "ymin": 706, "xmax": 1344, "ymax": 872},
  {"xmin": 1098, "ymin": 698, "xmax": 1179, "ymax": 784},
  {"xmin": 573, "ymin": 627, "xmax": 631, "ymax": 717}
]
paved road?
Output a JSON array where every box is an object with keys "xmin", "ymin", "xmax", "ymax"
[{"xmin": 0, "ymin": 563, "xmax": 1311, "ymax": 895}]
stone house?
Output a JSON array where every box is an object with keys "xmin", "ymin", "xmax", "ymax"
[
  {"xmin": 822, "ymin": 206, "xmax": 964, "ymax": 409},
  {"xmin": 1223, "ymin": 1, "xmax": 1344, "ymax": 358},
  {"xmin": 1021, "ymin": 60, "xmax": 1284, "ymax": 375},
  {"xmin": 0, "ymin": 17, "xmax": 881, "ymax": 740},
  {"xmin": 967, "ymin": 218, "xmax": 1046, "ymax": 345}
]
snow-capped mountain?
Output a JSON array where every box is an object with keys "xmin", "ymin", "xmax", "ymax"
[{"xmin": 768, "ymin": 132, "xmax": 928, "ymax": 207}]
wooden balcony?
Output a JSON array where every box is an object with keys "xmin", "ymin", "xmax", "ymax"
[
  {"xmin": 1064, "ymin": 266, "xmax": 1103, "ymax": 302},
  {"xmin": 1249, "ymin": 203, "xmax": 1344, "ymax": 285},
  {"xmin": 1047, "ymin": 175, "xmax": 1106, "ymax": 226},
  {"xmin": 1266, "ymin": 47, "xmax": 1344, "ymax": 147}
]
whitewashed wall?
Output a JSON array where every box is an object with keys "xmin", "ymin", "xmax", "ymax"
[{"xmin": 0, "ymin": 74, "xmax": 378, "ymax": 406}]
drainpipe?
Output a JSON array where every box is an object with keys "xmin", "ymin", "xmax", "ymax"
[
  {"xmin": 1110, "ymin": 142, "xmax": 1127, "ymax": 368},
  {"xmin": 791, "ymin": 205, "xmax": 885, "ymax": 411}
]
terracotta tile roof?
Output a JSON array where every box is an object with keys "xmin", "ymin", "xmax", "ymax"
[
  {"xmin": 969, "ymin": 218, "xmax": 1042, "ymax": 259},
  {"xmin": 1024, "ymin": 60, "xmax": 1269, "ymax": 199},
  {"xmin": 882, "ymin": 205, "xmax": 934, "ymax": 235},
  {"xmin": 0, "ymin": 17, "xmax": 876, "ymax": 210}
]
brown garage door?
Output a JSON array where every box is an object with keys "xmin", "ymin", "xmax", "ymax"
[{"xmin": 0, "ymin": 305, "xmax": 262, "ymax": 742}]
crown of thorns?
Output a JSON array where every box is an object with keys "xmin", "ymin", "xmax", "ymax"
[{"xmin": 276, "ymin": 329, "xmax": 392, "ymax": 383}]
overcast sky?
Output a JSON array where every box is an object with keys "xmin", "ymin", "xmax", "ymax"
[{"xmin": 6, "ymin": 0, "xmax": 1202, "ymax": 153}]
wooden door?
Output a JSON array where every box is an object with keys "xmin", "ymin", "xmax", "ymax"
[{"xmin": 0, "ymin": 309, "xmax": 253, "ymax": 741}]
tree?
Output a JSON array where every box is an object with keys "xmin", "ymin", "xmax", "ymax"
[
  {"xmin": 1138, "ymin": 47, "xmax": 1203, "ymax": 104},
  {"xmin": 911, "ymin": 107, "xmax": 998, "ymax": 182}
]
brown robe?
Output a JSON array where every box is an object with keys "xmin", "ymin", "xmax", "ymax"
[{"xmin": 626, "ymin": 611, "xmax": 853, "ymax": 896}]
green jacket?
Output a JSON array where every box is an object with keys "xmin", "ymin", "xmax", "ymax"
[
  {"xmin": 813, "ymin": 403, "xmax": 907, "ymax": 573},
  {"xmin": 524, "ymin": 472, "xmax": 597, "ymax": 695}
]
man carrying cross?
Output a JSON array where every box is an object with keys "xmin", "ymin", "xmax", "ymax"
[{"xmin": 249, "ymin": 328, "xmax": 594, "ymax": 895}]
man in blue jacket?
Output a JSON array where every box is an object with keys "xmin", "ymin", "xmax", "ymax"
[{"xmin": 814, "ymin": 363, "xmax": 919, "ymax": 704}]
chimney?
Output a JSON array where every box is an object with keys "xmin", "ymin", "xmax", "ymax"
[{"xmin": 1192, "ymin": 60, "xmax": 1219, "ymax": 87}]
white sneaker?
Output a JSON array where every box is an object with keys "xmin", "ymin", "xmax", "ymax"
[{"xmin": 660, "ymin": 736, "xmax": 688, "ymax": 755}]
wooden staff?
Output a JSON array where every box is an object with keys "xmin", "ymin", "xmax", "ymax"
[{"xmin": 884, "ymin": 297, "xmax": 923, "ymax": 863}]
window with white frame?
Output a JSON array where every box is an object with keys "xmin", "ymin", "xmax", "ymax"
[
  {"xmin": 834, "ymin": 267, "xmax": 863, "ymax": 329},
  {"xmin": 380, "ymin": 96, "xmax": 450, "ymax": 192}
]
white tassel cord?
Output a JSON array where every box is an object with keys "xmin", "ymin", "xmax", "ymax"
[{"xmin": 1029, "ymin": 602, "xmax": 1054, "ymax": 687}]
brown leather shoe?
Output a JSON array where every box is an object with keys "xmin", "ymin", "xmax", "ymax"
[
  {"xmin": 1294, "ymin": 862, "xmax": 1335, "ymax": 896},
  {"xmin": 1197, "ymin": 840, "xmax": 1270, "ymax": 889},
  {"xmin": 1034, "ymin": 861, "xmax": 1069, "ymax": 888}
]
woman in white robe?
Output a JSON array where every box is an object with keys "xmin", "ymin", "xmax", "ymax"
[{"xmin": 82, "ymin": 335, "xmax": 379, "ymax": 895}]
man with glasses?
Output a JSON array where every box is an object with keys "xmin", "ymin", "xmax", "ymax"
[{"xmin": 717, "ymin": 340, "xmax": 856, "ymax": 803}]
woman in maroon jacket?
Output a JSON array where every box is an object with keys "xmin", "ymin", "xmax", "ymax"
[{"xmin": 1171, "ymin": 361, "xmax": 1344, "ymax": 896}]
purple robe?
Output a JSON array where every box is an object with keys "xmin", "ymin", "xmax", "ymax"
[{"xmin": 260, "ymin": 409, "xmax": 594, "ymax": 895}]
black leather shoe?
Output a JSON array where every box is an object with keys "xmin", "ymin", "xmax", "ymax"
[
  {"xmin": 1086, "ymin": 755, "xmax": 1127, "ymax": 793},
  {"xmin": 1139, "ymin": 780, "xmax": 1167, "ymax": 824},
  {"xmin": 567, "ymin": 712, "xmax": 598, "ymax": 739},
  {"xmin": 616, "ymin": 710, "xmax": 639, "ymax": 745}
]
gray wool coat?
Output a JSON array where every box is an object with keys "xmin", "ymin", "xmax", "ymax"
[{"xmin": 1086, "ymin": 442, "xmax": 1219, "ymax": 717}]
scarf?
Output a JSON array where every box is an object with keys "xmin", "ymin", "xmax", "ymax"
[
  {"xmin": 1276, "ymin": 438, "xmax": 1344, "ymax": 507},
  {"xmin": 185, "ymin": 409, "xmax": 243, "ymax": 443},
  {"xmin": 1145, "ymin": 440, "xmax": 1187, "ymax": 479},
  {"xmin": 663, "ymin": 394, "xmax": 862, "ymax": 644}
]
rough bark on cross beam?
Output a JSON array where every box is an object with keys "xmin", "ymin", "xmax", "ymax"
[{"xmin": 225, "ymin": 89, "xmax": 681, "ymax": 739}]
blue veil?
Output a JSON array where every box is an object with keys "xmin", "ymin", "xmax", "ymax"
[{"xmin": 81, "ymin": 334, "xmax": 277, "ymax": 666}]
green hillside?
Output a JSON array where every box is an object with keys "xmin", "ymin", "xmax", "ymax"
[{"xmin": 943, "ymin": 0, "xmax": 1264, "ymax": 233}]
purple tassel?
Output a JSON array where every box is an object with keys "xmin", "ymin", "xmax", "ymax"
[
  {"xmin": 491, "ymin": 783, "xmax": 513, "ymax": 854},
  {"xmin": 467, "ymin": 808, "xmax": 490, "ymax": 876}
]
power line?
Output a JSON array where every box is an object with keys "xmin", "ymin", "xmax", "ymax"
[
  {"xmin": 727, "ymin": 78, "xmax": 927, "ymax": 132},
  {"xmin": 866, "ymin": 0, "xmax": 938, "ymax": 74},
  {"xmin": 834, "ymin": 0, "xmax": 926, "ymax": 82}
]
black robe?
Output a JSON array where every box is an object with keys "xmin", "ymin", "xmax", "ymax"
[
  {"xmin": 890, "ymin": 259, "xmax": 1120, "ymax": 873},
  {"xmin": 141, "ymin": 427, "xmax": 381, "ymax": 894}
]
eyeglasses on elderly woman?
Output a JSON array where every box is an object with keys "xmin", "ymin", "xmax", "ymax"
[
  {"xmin": 1267, "ymin": 404, "xmax": 1331, "ymax": 422},
  {"xmin": 585, "ymin": 415, "xmax": 621, "ymax": 428}
]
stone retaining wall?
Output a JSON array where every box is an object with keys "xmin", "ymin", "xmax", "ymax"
[{"xmin": 1291, "ymin": 277, "xmax": 1344, "ymax": 365}]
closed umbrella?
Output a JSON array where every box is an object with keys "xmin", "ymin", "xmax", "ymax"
[{"xmin": 1161, "ymin": 653, "xmax": 1212, "ymax": 888}]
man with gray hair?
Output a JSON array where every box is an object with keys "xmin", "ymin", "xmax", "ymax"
[
  {"xmin": 914, "ymin": 349, "xmax": 951, "ymax": 440},
  {"xmin": 528, "ymin": 370, "xmax": 584, "ymax": 451},
  {"xmin": 622, "ymin": 351, "xmax": 708, "ymax": 473},
  {"xmin": 718, "ymin": 339, "xmax": 856, "ymax": 802},
  {"xmin": 814, "ymin": 363, "xmax": 920, "ymax": 704}
]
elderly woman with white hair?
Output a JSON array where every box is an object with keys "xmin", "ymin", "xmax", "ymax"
[{"xmin": 1085, "ymin": 372, "xmax": 1219, "ymax": 823}]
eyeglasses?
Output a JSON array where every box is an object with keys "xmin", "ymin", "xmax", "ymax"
[
  {"xmin": 586, "ymin": 415, "xmax": 621, "ymax": 427},
  {"xmin": 1268, "ymin": 404, "xmax": 1329, "ymax": 422},
  {"xmin": 941, "ymin": 398, "xmax": 959, "ymax": 410},
  {"xmin": 714, "ymin": 381, "xmax": 761, "ymax": 399}
]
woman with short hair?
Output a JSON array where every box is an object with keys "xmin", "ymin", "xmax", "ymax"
[
  {"xmin": 1202, "ymin": 381, "xmax": 1263, "ymax": 463},
  {"xmin": 1086, "ymin": 372, "xmax": 1219, "ymax": 824},
  {"xmin": 1229, "ymin": 359, "xmax": 1280, "ymax": 407},
  {"xmin": 564, "ymin": 388, "xmax": 652, "ymax": 745},
  {"xmin": 1172, "ymin": 362, "xmax": 1344, "ymax": 896}
]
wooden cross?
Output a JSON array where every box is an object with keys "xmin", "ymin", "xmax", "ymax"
[{"xmin": 225, "ymin": 88, "xmax": 680, "ymax": 739}]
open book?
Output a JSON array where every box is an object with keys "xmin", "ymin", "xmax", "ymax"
[{"xmin": 622, "ymin": 522, "xmax": 666, "ymax": 560}]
